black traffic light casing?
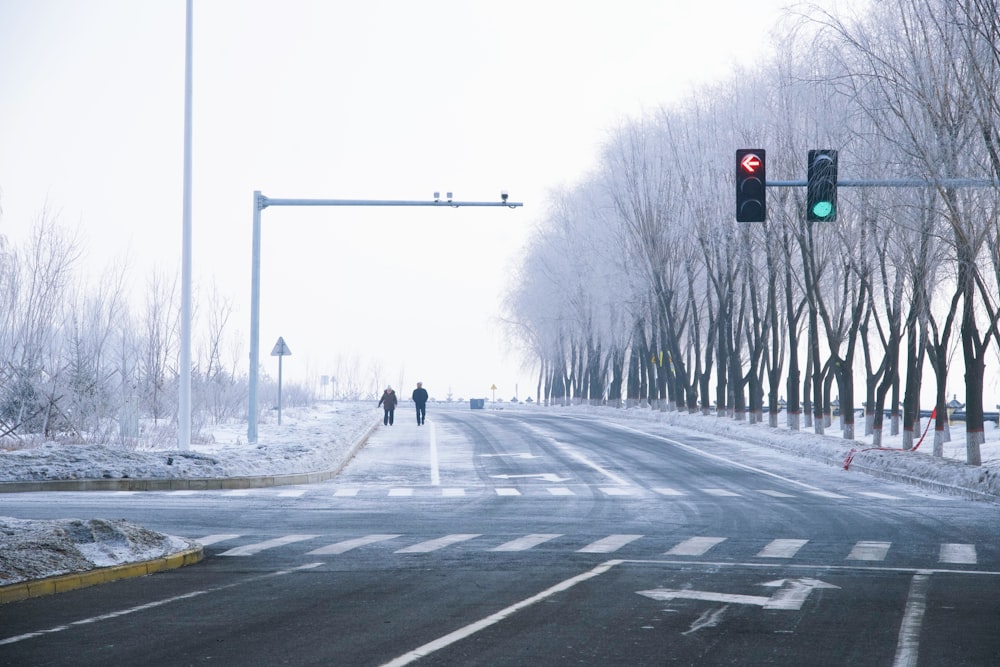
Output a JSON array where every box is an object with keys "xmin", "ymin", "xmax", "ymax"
[
  {"xmin": 807, "ymin": 149, "xmax": 838, "ymax": 222},
  {"xmin": 736, "ymin": 149, "xmax": 766, "ymax": 222}
]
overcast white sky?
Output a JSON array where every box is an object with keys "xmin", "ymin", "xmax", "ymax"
[{"xmin": 0, "ymin": 0, "xmax": 859, "ymax": 401}]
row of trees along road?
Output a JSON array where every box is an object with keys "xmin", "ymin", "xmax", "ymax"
[{"xmin": 503, "ymin": 0, "xmax": 1000, "ymax": 465}]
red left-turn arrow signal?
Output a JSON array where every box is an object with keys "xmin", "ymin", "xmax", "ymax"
[{"xmin": 740, "ymin": 153, "xmax": 762, "ymax": 174}]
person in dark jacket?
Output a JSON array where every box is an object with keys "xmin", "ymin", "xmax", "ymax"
[
  {"xmin": 412, "ymin": 381, "xmax": 429, "ymax": 425},
  {"xmin": 378, "ymin": 386, "xmax": 398, "ymax": 425}
]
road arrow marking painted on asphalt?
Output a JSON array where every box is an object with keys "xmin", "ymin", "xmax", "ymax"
[
  {"xmin": 491, "ymin": 473, "xmax": 571, "ymax": 482},
  {"xmin": 637, "ymin": 577, "xmax": 839, "ymax": 611}
]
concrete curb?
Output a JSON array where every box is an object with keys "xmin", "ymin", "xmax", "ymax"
[
  {"xmin": 0, "ymin": 544, "xmax": 204, "ymax": 605},
  {"xmin": 0, "ymin": 419, "xmax": 379, "ymax": 494}
]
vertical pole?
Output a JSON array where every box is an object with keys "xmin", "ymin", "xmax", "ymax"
[
  {"xmin": 249, "ymin": 191, "xmax": 262, "ymax": 443},
  {"xmin": 277, "ymin": 354, "xmax": 283, "ymax": 426},
  {"xmin": 178, "ymin": 0, "xmax": 194, "ymax": 451}
]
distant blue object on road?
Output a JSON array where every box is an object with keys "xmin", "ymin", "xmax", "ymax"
[{"xmin": 470, "ymin": 399, "xmax": 485, "ymax": 409}]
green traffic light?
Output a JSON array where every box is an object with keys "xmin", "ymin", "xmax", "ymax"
[{"xmin": 811, "ymin": 201, "xmax": 833, "ymax": 219}]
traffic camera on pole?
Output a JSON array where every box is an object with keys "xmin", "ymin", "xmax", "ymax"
[
  {"xmin": 736, "ymin": 149, "xmax": 766, "ymax": 222},
  {"xmin": 807, "ymin": 149, "xmax": 838, "ymax": 222}
]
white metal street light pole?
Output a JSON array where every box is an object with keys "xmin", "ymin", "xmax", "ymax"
[
  {"xmin": 178, "ymin": 0, "xmax": 194, "ymax": 451},
  {"xmin": 247, "ymin": 191, "xmax": 522, "ymax": 443}
]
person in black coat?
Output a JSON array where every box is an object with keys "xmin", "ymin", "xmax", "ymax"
[
  {"xmin": 412, "ymin": 382, "xmax": 429, "ymax": 425},
  {"xmin": 378, "ymin": 386, "xmax": 398, "ymax": 425}
]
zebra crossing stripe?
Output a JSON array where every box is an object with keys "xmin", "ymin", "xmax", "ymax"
[
  {"xmin": 939, "ymin": 543, "xmax": 977, "ymax": 564},
  {"xmin": 667, "ymin": 536, "xmax": 727, "ymax": 556},
  {"xmin": 495, "ymin": 488, "xmax": 521, "ymax": 496},
  {"xmin": 220, "ymin": 535, "xmax": 320, "ymax": 557},
  {"xmin": 653, "ymin": 487, "xmax": 685, "ymax": 496},
  {"xmin": 848, "ymin": 541, "xmax": 891, "ymax": 561},
  {"xmin": 702, "ymin": 488, "xmax": 741, "ymax": 497},
  {"xmin": 396, "ymin": 534, "xmax": 481, "ymax": 554},
  {"xmin": 334, "ymin": 488, "xmax": 360, "ymax": 497},
  {"xmin": 757, "ymin": 539, "xmax": 809, "ymax": 558},
  {"xmin": 492, "ymin": 534, "xmax": 564, "ymax": 552},
  {"xmin": 547, "ymin": 487, "xmax": 575, "ymax": 496},
  {"xmin": 441, "ymin": 488, "xmax": 466, "ymax": 497},
  {"xmin": 389, "ymin": 488, "xmax": 414, "ymax": 497},
  {"xmin": 577, "ymin": 534, "xmax": 643, "ymax": 553},
  {"xmin": 308, "ymin": 534, "xmax": 402, "ymax": 555}
]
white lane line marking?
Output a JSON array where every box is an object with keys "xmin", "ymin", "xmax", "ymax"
[
  {"xmin": 495, "ymin": 487, "xmax": 521, "ymax": 496},
  {"xmin": 492, "ymin": 534, "xmax": 564, "ymax": 552},
  {"xmin": 547, "ymin": 487, "xmax": 575, "ymax": 496},
  {"xmin": 552, "ymin": 440, "xmax": 629, "ymax": 485},
  {"xmin": 226, "ymin": 490, "xmax": 251, "ymax": 496},
  {"xmin": 758, "ymin": 489, "xmax": 795, "ymax": 498},
  {"xmin": 441, "ymin": 488, "xmax": 466, "ymax": 497},
  {"xmin": 0, "ymin": 563, "xmax": 321, "ymax": 646},
  {"xmin": 667, "ymin": 537, "xmax": 727, "ymax": 556},
  {"xmin": 395, "ymin": 534, "xmax": 481, "ymax": 554},
  {"xmin": 939, "ymin": 543, "xmax": 977, "ymax": 564},
  {"xmin": 847, "ymin": 541, "xmax": 891, "ymax": 561},
  {"xmin": 308, "ymin": 534, "xmax": 402, "ymax": 555},
  {"xmin": 809, "ymin": 490, "xmax": 849, "ymax": 499},
  {"xmin": 389, "ymin": 488, "xmax": 414, "ymax": 497},
  {"xmin": 756, "ymin": 539, "xmax": 809, "ymax": 558},
  {"xmin": 196, "ymin": 533, "xmax": 242, "ymax": 546},
  {"xmin": 379, "ymin": 560, "xmax": 623, "ymax": 667},
  {"xmin": 170, "ymin": 490, "xmax": 199, "ymax": 496},
  {"xmin": 429, "ymin": 420, "xmax": 440, "ymax": 486},
  {"xmin": 858, "ymin": 492, "xmax": 903, "ymax": 500},
  {"xmin": 219, "ymin": 534, "xmax": 319, "ymax": 557},
  {"xmin": 278, "ymin": 490, "xmax": 306, "ymax": 497},
  {"xmin": 893, "ymin": 572, "xmax": 930, "ymax": 667},
  {"xmin": 577, "ymin": 534, "xmax": 643, "ymax": 553},
  {"xmin": 702, "ymin": 488, "xmax": 741, "ymax": 497},
  {"xmin": 653, "ymin": 487, "xmax": 686, "ymax": 496}
]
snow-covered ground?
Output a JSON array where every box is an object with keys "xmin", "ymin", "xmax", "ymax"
[{"xmin": 2, "ymin": 400, "xmax": 998, "ymax": 592}]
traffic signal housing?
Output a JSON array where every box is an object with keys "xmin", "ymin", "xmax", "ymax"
[
  {"xmin": 807, "ymin": 149, "xmax": 838, "ymax": 222},
  {"xmin": 736, "ymin": 149, "xmax": 766, "ymax": 222}
]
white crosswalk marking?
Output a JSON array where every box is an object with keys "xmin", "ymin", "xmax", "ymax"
[
  {"xmin": 702, "ymin": 488, "xmax": 741, "ymax": 497},
  {"xmin": 308, "ymin": 534, "xmax": 402, "ymax": 555},
  {"xmin": 396, "ymin": 534, "xmax": 481, "ymax": 553},
  {"xmin": 666, "ymin": 536, "xmax": 727, "ymax": 556},
  {"xmin": 858, "ymin": 492, "xmax": 902, "ymax": 500},
  {"xmin": 441, "ymin": 488, "xmax": 466, "ymax": 497},
  {"xmin": 389, "ymin": 488, "xmax": 414, "ymax": 497},
  {"xmin": 334, "ymin": 488, "xmax": 360, "ymax": 497},
  {"xmin": 847, "ymin": 541, "xmax": 891, "ymax": 561},
  {"xmin": 756, "ymin": 539, "xmax": 809, "ymax": 558},
  {"xmin": 197, "ymin": 533, "xmax": 242, "ymax": 546},
  {"xmin": 939, "ymin": 543, "xmax": 977, "ymax": 564},
  {"xmin": 492, "ymin": 534, "xmax": 564, "ymax": 552},
  {"xmin": 226, "ymin": 490, "xmax": 251, "ymax": 496},
  {"xmin": 547, "ymin": 487, "xmax": 575, "ymax": 496},
  {"xmin": 220, "ymin": 534, "xmax": 319, "ymax": 557},
  {"xmin": 278, "ymin": 490, "xmax": 306, "ymax": 497},
  {"xmin": 577, "ymin": 534, "xmax": 643, "ymax": 553},
  {"xmin": 170, "ymin": 490, "xmax": 199, "ymax": 496},
  {"xmin": 757, "ymin": 490, "xmax": 795, "ymax": 498},
  {"xmin": 653, "ymin": 487, "xmax": 686, "ymax": 496},
  {"xmin": 495, "ymin": 488, "xmax": 521, "ymax": 496}
]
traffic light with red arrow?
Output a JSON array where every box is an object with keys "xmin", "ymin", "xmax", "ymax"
[{"xmin": 736, "ymin": 149, "xmax": 766, "ymax": 222}]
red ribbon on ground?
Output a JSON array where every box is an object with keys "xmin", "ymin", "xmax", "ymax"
[{"xmin": 843, "ymin": 407, "xmax": 937, "ymax": 470}]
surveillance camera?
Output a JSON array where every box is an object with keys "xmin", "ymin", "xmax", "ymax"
[
  {"xmin": 433, "ymin": 191, "xmax": 440, "ymax": 202},
  {"xmin": 501, "ymin": 190, "xmax": 509, "ymax": 203}
]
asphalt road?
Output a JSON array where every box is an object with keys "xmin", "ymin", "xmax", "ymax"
[{"xmin": 2, "ymin": 407, "xmax": 998, "ymax": 666}]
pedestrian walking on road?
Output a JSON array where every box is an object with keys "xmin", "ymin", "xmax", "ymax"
[
  {"xmin": 378, "ymin": 386, "xmax": 398, "ymax": 425},
  {"xmin": 412, "ymin": 382, "xmax": 429, "ymax": 425}
]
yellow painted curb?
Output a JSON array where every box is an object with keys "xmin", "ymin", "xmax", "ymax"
[{"xmin": 0, "ymin": 545, "xmax": 204, "ymax": 605}]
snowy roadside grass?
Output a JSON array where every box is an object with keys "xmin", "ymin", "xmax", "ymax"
[
  {"xmin": 0, "ymin": 401, "xmax": 378, "ymax": 482},
  {"xmin": 0, "ymin": 517, "xmax": 196, "ymax": 586}
]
